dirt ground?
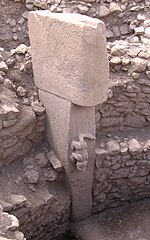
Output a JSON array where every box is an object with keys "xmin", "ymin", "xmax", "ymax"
[{"xmin": 72, "ymin": 198, "xmax": 150, "ymax": 240}]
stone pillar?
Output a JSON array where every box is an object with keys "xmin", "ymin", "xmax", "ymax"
[{"xmin": 29, "ymin": 12, "xmax": 109, "ymax": 221}]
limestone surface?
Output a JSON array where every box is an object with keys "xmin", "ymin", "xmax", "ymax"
[{"xmin": 29, "ymin": 11, "xmax": 109, "ymax": 107}]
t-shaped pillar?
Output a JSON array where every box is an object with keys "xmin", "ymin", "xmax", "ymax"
[{"xmin": 29, "ymin": 12, "xmax": 109, "ymax": 221}]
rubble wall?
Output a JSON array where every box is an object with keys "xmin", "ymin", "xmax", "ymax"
[
  {"xmin": 6, "ymin": 192, "xmax": 70, "ymax": 240},
  {"xmin": 0, "ymin": 102, "xmax": 45, "ymax": 168},
  {"xmin": 92, "ymin": 131, "xmax": 150, "ymax": 213},
  {"xmin": 96, "ymin": 40, "xmax": 150, "ymax": 132}
]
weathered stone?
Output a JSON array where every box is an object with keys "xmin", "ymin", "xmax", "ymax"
[
  {"xmin": 111, "ymin": 45, "xmax": 125, "ymax": 56},
  {"xmin": 15, "ymin": 44, "xmax": 28, "ymax": 54},
  {"xmin": 23, "ymin": 168, "xmax": 39, "ymax": 184},
  {"xmin": 33, "ymin": 0, "xmax": 48, "ymax": 9},
  {"xmin": 35, "ymin": 152, "xmax": 48, "ymax": 167},
  {"xmin": 31, "ymin": 101, "xmax": 45, "ymax": 115},
  {"xmin": 144, "ymin": 140, "xmax": 150, "ymax": 151},
  {"xmin": 109, "ymin": 2, "xmax": 122, "ymax": 13},
  {"xmin": 0, "ymin": 61, "xmax": 8, "ymax": 72},
  {"xmin": 96, "ymin": 168, "xmax": 109, "ymax": 182},
  {"xmin": 3, "ymin": 78, "xmax": 14, "ymax": 90},
  {"xmin": 145, "ymin": 27, "xmax": 150, "ymax": 39},
  {"xmin": 47, "ymin": 151, "xmax": 63, "ymax": 172},
  {"xmin": 131, "ymin": 57, "xmax": 147, "ymax": 72},
  {"xmin": 7, "ymin": 214, "xmax": 19, "ymax": 230},
  {"xmin": 106, "ymin": 139, "xmax": 120, "ymax": 155},
  {"xmin": 43, "ymin": 168, "xmax": 58, "ymax": 181},
  {"xmin": 128, "ymin": 139, "xmax": 142, "ymax": 156},
  {"xmin": 134, "ymin": 26, "xmax": 145, "ymax": 35},
  {"xmin": 121, "ymin": 58, "xmax": 130, "ymax": 66},
  {"xmin": 110, "ymin": 56, "xmax": 121, "ymax": 65},
  {"xmin": 29, "ymin": 12, "xmax": 109, "ymax": 107},
  {"xmin": 17, "ymin": 86, "xmax": 27, "ymax": 97},
  {"xmin": 98, "ymin": 5, "xmax": 110, "ymax": 17},
  {"xmin": 0, "ymin": 200, "xmax": 13, "ymax": 211},
  {"xmin": 8, "ymin": 194, "xmax": 27, "ymax": 208},
  {"xmin": 110, "ymin": 168, "xmax": 129, "ymax": 179}
]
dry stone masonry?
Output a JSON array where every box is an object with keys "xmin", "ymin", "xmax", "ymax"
[
  {"xmin": 93, "ymin": 130, "xmax": 150, "ymax": 212},
  {"xmin": 29, "ymin": 12, "xmax": 109, "ymax": 221},
  {"xmin": 0, "ymin": 204, "xmax": 26, "ymax": 240}
]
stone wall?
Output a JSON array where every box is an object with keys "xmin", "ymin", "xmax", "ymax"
[
  {"xmin": 5, "ymin": 192, "xmax": 70, "ymax": 240},
  {"xmin": 0, "ymin": 45, "xmax": 46, "ymax": 168},
  {"xmin": 0, "ymin": 204, "xmax": 26, "ymax": 240},
  {"xmin": 96, "ymin": 40, "xmax": 150, "ymax": 132},
  {"xmin": 0, "ymin": 144, "xmax": 70, "ymax": 240},
  {"xmin": 93, "ymin": 130, "xmax": 150, "ymax": 213},
  {"xmin": 0, "ymin": 99, "xmax": 46, "ymax": 168}
]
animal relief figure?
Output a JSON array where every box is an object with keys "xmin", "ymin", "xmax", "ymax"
[{"xmin": 70, "ymin": 133, "xmax": 96, "ymax": 172}]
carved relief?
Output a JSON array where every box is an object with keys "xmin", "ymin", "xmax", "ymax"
[{"xmin": 70, "ymin": 133, "xmax": 96, "ymax": 172}]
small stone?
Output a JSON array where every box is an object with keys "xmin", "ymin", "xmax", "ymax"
[
  {"xmin": 109, "ymin": 2, "xmax": 122, "ymax": 13},
  {"xmin": 15, "ymin": 230, "xmax": 25, "ymax": 240},
  {"xmin": 106, "ymin": 139, "xmax": 120, "ymax": 155},
  {"xmin": 35, "ymin": 152, "xmax": 48, "ymax": 167},
  {"xmin": 13, "ymin": 33, "xmax": 18, "ymax": 41},
  {"xmin": 121, "ymin": 58, "xmax": 130, "ymax": 66},
  {"xmin": 78, "ymin": 5, "xmax": 89, "ymax": 14},
  {"xmin": 145, "ymin": 27, "xmax": 150, "ymax": 39},
  {"xmin": 110, "ymin": 57, "xmax": 121, "ymax": 66},
  {"xmin": 33, "ymin": 0, "xmax": 48, "ymax": 9},
  {"xmin": 0, "ymin": 61, "xmax": 8, "ymax": 72},
  {"xmin": 18, "ymin": 17, "xmax": 25, "ymax": 25},
  {"xmin": 47, "ymin": 151, "xmax": 63, "ymax": 172},
  {"xmin": 43, "ymin": 168, "xmax": 57, "ymax": 181},
  {"xmin": 3, "ymin": 79, "xmax": 14, "ymax": 90},
  {"xmin": 142, "ymin": 86, "xmax": 150, "ymax": 94},
  {"xmin": 128, "ymin": 139, "xmax": 142, "ymax": 156},
  {"xmin": 17, "ymin": 86, "xmax": 27, "ymax": 97},
  {"xmin": 24, "ymin": 60, "xmax": 32, "ymax": 70},
  {"xmin": 111, "ymin": 45, "xmax": 125, "ymax": 56},
  {"xmin": 8, "ymin": 214, "xmax": 19, "ymax": 230},
  {"xmin": 132, "ymin": 72, "xmax": 140, "ymax": 80},
  {"xmin": 106, "ymin": 29, "xmax": 114, "ymax": 38},
  {"xmin": 22, "ymin": 11, "xmax": 29, "ymax": 19},
  {"xmin": 31, "ymin": 101, "xmax": 45, "ymax": 115},
  {"xmin": 131, "ymin": 57, "xmax": 147, "ymax": 73},
  {"xmin": 127, "ymin": 49, "xmax": 140, "ymax": 57},
  {"xmin": 9, "ymin": 194, "xmax": 27, "ymax": 207},
  {"xmin": 137, "ymin": 13, "xmax": 146, "ymax": 22},
  {"xmin": 15, "ymin": 44, "xmax": 28, "ymax": 54},
  {"xmin": 9, "ymin": 19, "xmax": 17, "ymax": 27},
  {"xmin": 134, "ymin": 26, "xmax": 145, "ymax": 35},
  {"xmin": 146, "ymin": 71, "xmax": 150, "ymax": 79},
  {"xmin": 23, "ymin": 168, "xmax": 39, "ymax": 184},
  {"xmin": 0, "ymin": 75, "xmax": 4, "ymax": 84},
  {"xmin": 111, "ymin": 168, "xmax": 129, "ymax": 179},
  {"xmin": 95, "ymin": 168, "xmax": 109, "ymax": 182},
  {"xmin": 0, "ymin": 200, "xmax": 13, "ymax": 211},
  {"xmin": 143, "ymin": 140, "xmax": 150, "ymax": 151},
  {"xmin": 138, "ymin": 51, "xmax": 150, "ymax": 59},
  {"xmin": 98, "ymin": 5, "xmax": 110, "ymax": 17}
]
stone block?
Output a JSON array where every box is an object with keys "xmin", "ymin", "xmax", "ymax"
[{"xmin": 29, "ymin": 11, "xmax": 109, "ymax": 107}]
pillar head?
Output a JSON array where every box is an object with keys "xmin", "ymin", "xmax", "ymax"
[{"xmin": 28, "ymin": 11, "xmax": 109, "ymax": 107}]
